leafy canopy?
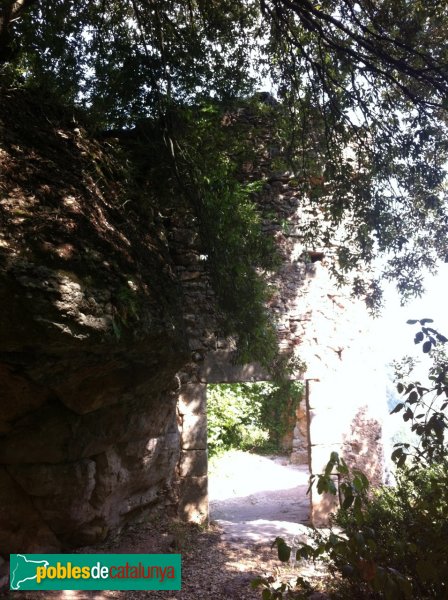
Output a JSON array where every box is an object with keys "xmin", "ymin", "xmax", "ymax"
[{"xmin": 1, "ymin": 0, "xmax": 448, "ymax": 348}]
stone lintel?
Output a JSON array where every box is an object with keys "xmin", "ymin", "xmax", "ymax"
[{"xmin": 200, "ymin": 351, "xmax": 269, "ymax": 383}]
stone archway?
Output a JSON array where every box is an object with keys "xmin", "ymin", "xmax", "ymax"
[
  {"xmin": 176, "ymin": 291, "xmax": 387, "ymax": 528},
  {"xmin": 176, "ymin": 353, "xmax": 312, "ymax": 526},
  {"xmin": 176, "ymin": 384, "xmax": 312, "ymax": 526}
]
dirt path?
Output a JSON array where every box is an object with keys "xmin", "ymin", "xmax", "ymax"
[{"xmin": 209, "ymin": 451, "xmax": 311, "ymax": 544}]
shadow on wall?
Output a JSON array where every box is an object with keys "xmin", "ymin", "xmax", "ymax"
[{"xmin": 177, "ymin": 385, "xmax": 208, "ymax": 524}]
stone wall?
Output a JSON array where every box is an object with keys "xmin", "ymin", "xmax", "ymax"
[
  {"xmin": 170, "ymin": 105, "xmax": 387, "ymax": 526},
  {"xmin": 0, "ymin": 89, "xmax": 386, "ymax": 566},
  {"xmin": 0, "ymin": 89, "xmax": 189, "ymax": 558}
]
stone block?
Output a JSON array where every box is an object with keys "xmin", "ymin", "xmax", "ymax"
[
  {"xmin": 310, "ymin": 477, "xmax": 339, "ymax": 527},
  {"xmin": 308, "ymin": 411, "xmax": 348, "ymax": 446},
  {"xmin": 7, "ymin": 459, "xmax": 96, "ymax": 498},
  {"xmin": 178, "ymin": 476, "xmax": 208, "ymax": 524},
  {"xmin": 200, "ymin": 350, "xmax": 269, "ymax": 383},
  {"xmin": 179, "ymin": 450, "xmax": 208, "ymax": 477},
  {"xmin": 0, "ymin": 392, "xmax": 175, "ymax": 465},
  {"xmin": 290, "ymin": 450, "xmax": 309, "ymax": 466},
  {"xmin": 177, "ymin": 384, "xmax": 206, "ymax": 415},
  {"xmin": 0, "ymin": 364, "xmax": 49, "ymax": 433},
  {"xmin": 181, "ymin": 414, "xmax": 207, "ymax": 450},
  {"xmin": 306, "ymin": 380, "xmax": 340, "ymax": 410},
  {"xmin": 0, "ymin": 467, "xmax": 60, "ymax": 554}
]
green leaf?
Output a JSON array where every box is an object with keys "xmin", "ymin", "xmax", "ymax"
[
  {"xmin": 338, "ymin": 458, "xmax": 349, "ymax": 475},
  {"xmin": 278, "ymin": 543, "xmax": 291, "ymax": 562},
  {"xmin": 353, "ymin": 476, "xmax": 364, "ymax": 493},
  {"xmin": 397, "ymin": 453, "xmax": 407, "ymax": 468},
  {"xmin": 391, "ymin": 449, "xmax": 403, "ymax": 466},
  {"xmin": 251, "ymin": 577, "xmax": 264, "ymax": 589},
  {"xmin": 403, "ymin": 407, "xmax": 413, "ymax": 421},
  {"xmin": 273, "ymin": 537, "xmax": 291, "ymax": 562},
  {"xmin": 327, "ymin": 478, "xmax": 337, "ymax": 495},
  {"xmin": 414, "ymin": 331, "xmax": 424, "ymax": 343},
  {"xmin": 317, "ymin": 477, "xmax": 326, "ymax": 495},
  {"xmin": 262, "ymin": 588, "xmax": 272, "ymax": 600},
  {"xmin": 353, "ymin": 496, "xmax": 363, "ymax": 522},
  {"xmin": 408, "ymin": 390, "xmax": 418, "ymax": 404},
  {"xmin": 342, "ymin": 494, "xmax": 354, "ymax": 509},
  {"xmin": 422, "ymin": 340, "xmax": 432, "ymax": 353},
  {"xmin": 353, "ymin": 470, "xmax": 369, "ymax": 489}
]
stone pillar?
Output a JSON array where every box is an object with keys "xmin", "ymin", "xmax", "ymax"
[
  {"xmin": 290, "ymin": 397, "xmax": 310, "ymax": 465},
  {"xmin": 177, "ymin": 383, "xmax": 208, "ymax": 524},
  {"xmin": 307, "ymin": 379, "xmax": 341, "ymax": 525}
]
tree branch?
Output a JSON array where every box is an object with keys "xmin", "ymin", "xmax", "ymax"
[
  {"xmin": 268, "ymin": 0, "xmax": 448, "ymax": 105},
  {"xmin": 0, "ymin": 0, "xmax": 38, "ymax": 63}
]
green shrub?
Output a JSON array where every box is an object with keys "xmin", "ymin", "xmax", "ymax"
[
  {"xmin": 332, "ymin": 461, "xmax": 448, "ymax": 599},
  {"xmin": 258, "ymin": 457, "xmax": 448, "ymax": 599},
  {"xmin": 207, "ymin": 381, "xmax": 303, "ymax": 457},
  {"xmin": 207, "ymin": 383, "xmax": 268, "ymax": 456}
]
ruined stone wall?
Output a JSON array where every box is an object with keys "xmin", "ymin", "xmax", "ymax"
[
  {"xmin": 0, "ymin": 89, "xmax": 387, "ymax": 569},
  {"xmin": 169, "ymin": 106, "xmax": 387, "ymax": 525}
]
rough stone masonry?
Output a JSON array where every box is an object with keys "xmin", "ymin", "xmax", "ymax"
[
  {"xmin": 0, "ymin": 91, "xmax": 386, "ymax": 565},
  {"xmin": 170, "ymin": 104, "xmax": 387, "ymax": 526}
]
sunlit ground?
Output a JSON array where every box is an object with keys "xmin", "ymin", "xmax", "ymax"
[
  {"xmin": 208, "ymin": 450, "xmax": 309, "ymax": 502},
  {"xmin": 208, "ymin": 450, "xmax": 311, "ymax": 543}
]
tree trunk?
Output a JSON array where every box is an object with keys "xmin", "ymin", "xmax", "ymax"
[{"xmin": 0, "ymin": 0, "xmax": 37, "ymax": 63}]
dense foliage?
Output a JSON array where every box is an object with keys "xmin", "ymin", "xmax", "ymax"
[
  {"xmin": 1, "ymin": 0, "xmax": 448, "ymax": 353},
  {"xmin": 208, "ymin": 381, "xmax": 303, "ymax": 457},
  {"xmin": 331, "ymin": 461, "xmax": 448, "ymax": 599},
  {"xmin": 133, "ymin": 98, "xmax": 281, "ymax": 365},
  {"xmin": 256, "ymin": 322, "xmax": 448, "ymax": 599}
]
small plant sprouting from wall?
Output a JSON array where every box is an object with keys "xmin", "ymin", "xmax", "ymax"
[{"xmin": 207, "ymin": 380, "xmax": 303, "ymax": 457}]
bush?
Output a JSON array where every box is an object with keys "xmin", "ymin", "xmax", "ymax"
[
  {"xmin": 259, "ymin": 457, "xmax": 448, "ymax": 599},
  {"xmin": 207, "ymin": 381, "xmax": 303, "ymax": 457},
  {"xmin": 207, "ymin": 383, "xmax": 269, "ymax": 456},
  {"xmin": 333, "ymin": 461, "xmax": 448, "ymax": 599}
]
